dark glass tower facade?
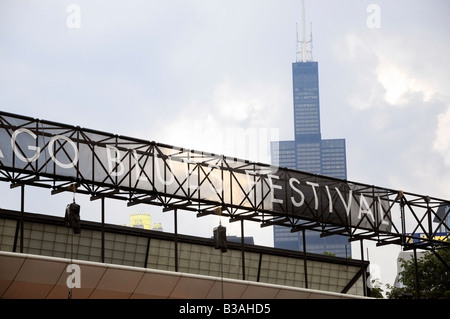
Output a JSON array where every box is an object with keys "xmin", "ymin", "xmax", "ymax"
[
  {"xmin": 271, "ymin": 60, "xmax": 350, "ymax": 258},
  {"xmin": 293, "ymin": 62, "xmax": 321, "ymax": 143}
]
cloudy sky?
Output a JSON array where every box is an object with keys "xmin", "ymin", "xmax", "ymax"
[{"xmin": 1, "ymin": 0, "xmax": 449, "ymax": 290}]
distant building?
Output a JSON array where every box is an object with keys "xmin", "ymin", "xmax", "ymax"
[
  {"xmin": 130, "ymin": 213, "xmax": 152, "ymax": 230},
  {"xmin": 129, "ymin": 213, "xmax": 162, "ymax": 231},
  {"xmin": 210, "ymin": 234, "xmax": 255, "ymax": 246},
  {"xmin": 152, "ymin": 222, "xmax": 163, "ymax": 232},
  {"xmin": 270, "ymin": 13, "xmax": 350, "ymax": 258},
  {"xmin": 226, "ymin": 235, "xmax": 255, "ymax": 245}
]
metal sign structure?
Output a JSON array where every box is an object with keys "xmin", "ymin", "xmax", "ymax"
[{"xmin": 0, "ymin": 111, "xmax": 449, "ymax": 252}]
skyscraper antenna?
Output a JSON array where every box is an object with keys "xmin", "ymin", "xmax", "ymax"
[
  {"xmin": 301, "ymin": 0, "xmax": 307, "ymax": 62},
  {"xmin": 296, "ymin": 0, "xmax": 313, "ymax": 62}
]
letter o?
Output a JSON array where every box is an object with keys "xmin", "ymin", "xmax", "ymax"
[{"xmin": 48, "ymin": 135, "xmax": 79, "ymax": 169}]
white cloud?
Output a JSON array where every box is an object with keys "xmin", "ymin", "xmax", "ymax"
[
  {"xmin": 335, "ymin": 29, "xmax": 446, "ymax": 109},
  {"xmin": 333, "ymin": 27, "xmax": 450, "ymax": 200},
  {"xmin": 376, "ymin": 59, "xmax": 436, "ymax": 106},
  {"xmin": 154, "ymin": 76, "xmax": 287, "ymax": 164}
]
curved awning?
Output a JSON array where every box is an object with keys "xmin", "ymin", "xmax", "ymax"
[{"xmin": 0, "ymin": 251, "xmax": 369, "ymax": 299}]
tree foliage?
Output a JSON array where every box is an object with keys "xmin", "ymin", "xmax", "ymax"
[
  {"xmin": 368, "ymin": 278, "xmax": 384, "ymax": 298},
  {"xmin": 386, "ymin": 247, "xmax": 450, "ymax": 299}
]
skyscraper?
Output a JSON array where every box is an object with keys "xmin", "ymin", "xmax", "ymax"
[{"xmin": 271, "ymin": 4, "xmax": 350, "ymax": 257}]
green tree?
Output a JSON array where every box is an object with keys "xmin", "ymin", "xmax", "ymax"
[
  {"xmin": 368, "ymin": 277, "xmax": 384, "ymax": 298},
  {"xmin": 386, "ymin": 247, "xmax": 450, "ymax": 299},
  {"xmin": 323, "ymin": 251, "xmax": 336, "ymax": 257}
]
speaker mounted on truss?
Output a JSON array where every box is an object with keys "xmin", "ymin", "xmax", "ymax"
[{"xmin": 213, "ymin": 224, "xmax": 227, "ymax": 253}]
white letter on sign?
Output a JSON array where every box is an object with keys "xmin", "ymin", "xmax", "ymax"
[
  {"xmin": 11, "ymin": 128, "xmax": 41, "ymax": 163},
  {"xmin": 358, "ymin": 194, "xmax": 375, "ymax": 222},
  {"xmin": 48, "ymin": 135, "xmax": 79, "ymax": 169},
  {"xmin": 106, "ymin": 145, "xmax": 125, "ymax": 177},
  {"xmin": 289, "ymin": 177, "xmax": 305, "ymax": 207},
  {"xmin": 267, "ymin": 174, "xmax": 283, "ymax": 204},
  {"xmin": 306, "ymin": 181, "xmax": 320, "ymax": 210}
]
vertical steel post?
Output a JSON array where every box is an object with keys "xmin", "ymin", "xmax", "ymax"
[
  {"xmin": 360, "ymin": 239, "xmax": 367, "ymax": 297},
  {"xmin": 101, "ymin": 197, "xmax": 105, "ymax": 263},
  {"xmin": 302, "ymin": 229, "xmax": 308, "ymax": 288},
  {"xmin": 174, "ymin": 208, "xmax": 178, "ymax": 272},
  {"xmin": 426, "ymin": 196, "xmax": 432, "ymax": 242},
  {"xmin": 257, "ymin": 253, "xmax": 262, "ymax": 282},
  {"xmin": 241, "ymin": 219, "xmax": 246, "ymax": 280},
  {"xmin": 144, "ymin": 237, "xmax": 151, "ymax": 268},
  {"xmin": 20, "ymin": 184, "xmax": 24, "ymax": 253},
  {"xmin": 399, "ymin": 192, "xmax": 406, "ymax": 245}
]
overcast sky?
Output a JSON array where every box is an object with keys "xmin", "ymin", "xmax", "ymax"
[{"xmin": 1, "ymin": 0, "xmax": 449, "ymax": 291}]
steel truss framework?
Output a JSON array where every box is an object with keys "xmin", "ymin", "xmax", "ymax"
[{"xmin": 0, "ymin": 111, "xmax": 449, "ymax": 257}]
